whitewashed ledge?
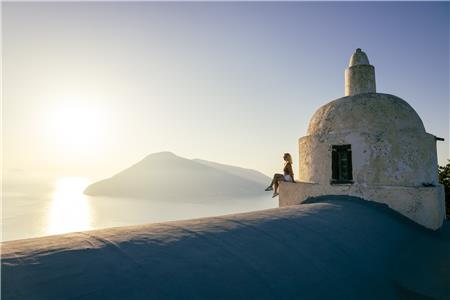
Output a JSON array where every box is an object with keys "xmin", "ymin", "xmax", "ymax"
[
  {"xmin": 279, "ymin": 181, "xmax": 445, "ymax": 230},
  {"xmin": 2, "ymin": 197, "xmax": 450, "ymax": 300}
]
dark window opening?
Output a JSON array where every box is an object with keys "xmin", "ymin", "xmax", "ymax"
[{"xmin": 331, "ymin": 145, "xmax": 353, "ymax": 184}]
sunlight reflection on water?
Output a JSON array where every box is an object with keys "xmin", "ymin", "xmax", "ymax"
[
  {"xmin": 47, "ymin": 177, "xmax": 92, "ymax": 235},
  {"xmin": 3, "ymin": 177, "xmax": 277, "ymax": 241}
]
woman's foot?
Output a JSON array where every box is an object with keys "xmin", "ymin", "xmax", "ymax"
[
  {"xmin": 272, "ymin": 192, "xmax": 279, "ymax": 198},
  {"xmin": 265, "ymin": 185, "xmax": 273, "ymax": 191}
]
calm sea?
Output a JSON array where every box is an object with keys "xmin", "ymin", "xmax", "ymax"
[{"xmin": 2, "ymin": 177, "xmax": 277, "ymax": 242}]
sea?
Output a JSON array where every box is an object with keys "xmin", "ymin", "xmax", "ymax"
[{"xmin": 2, "ymin": 177, "xmax": 277, "ymax": 242}]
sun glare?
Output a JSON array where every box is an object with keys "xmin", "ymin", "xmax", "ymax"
[
  {"xmin": 48, "ymin": 177, "xmax": 92, "ymax": 235},
  {"xmin": 51, "ymin": 105, "xmax": 105, "ymax": 150}
]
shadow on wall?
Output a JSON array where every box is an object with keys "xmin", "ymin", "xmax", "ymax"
[{"xmin": 303, "ymin": 194, "xmax": 432, "ymax": 229}]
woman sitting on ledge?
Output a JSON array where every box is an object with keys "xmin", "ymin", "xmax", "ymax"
[{"xmin": 265, "ymin": 153, "xmax": 295, "ymax": 198}]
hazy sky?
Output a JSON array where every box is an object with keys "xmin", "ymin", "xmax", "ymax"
[{"xmin": 3, "ymin": 1, "xmax": 449, "ymax": 180}]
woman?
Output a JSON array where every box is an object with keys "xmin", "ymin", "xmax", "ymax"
[{"xmin": 265, "ymin": 153, "xmax": 295, "ymax": 198}]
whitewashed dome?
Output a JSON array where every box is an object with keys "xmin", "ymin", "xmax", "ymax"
[
  {"xmin": 292, "ymin": 48, "xmax": 443, "ymax": 231},
  {"xmin": 307, "ymin": 93, "xmax": 426, "ymax": 135}
]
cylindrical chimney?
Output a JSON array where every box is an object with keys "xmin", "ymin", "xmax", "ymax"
[{"xmin": 344, "ymin": 48, "xmax": 376, "ymax": 96}]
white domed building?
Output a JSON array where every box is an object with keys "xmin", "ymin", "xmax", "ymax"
[{"xmin": 279, "ymin": 49, "xmax": 445, "ymax": 230}]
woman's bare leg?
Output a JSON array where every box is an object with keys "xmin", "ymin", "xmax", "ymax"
[
  {"xmin": 272, "ymin": 174, "xmax": 284, "ymax": 193},
  {"xmin": 274, "ymin": 180, "xmax": 279, "ymax": 193},
  {"xmin": 271, "ymin": 174, "xmax": 284, "ymax": 185},
  {"xmin": 266, "ymin": 174, "xmax": 283, "ymax": 191}
]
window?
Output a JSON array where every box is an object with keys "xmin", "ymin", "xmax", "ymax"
[{"xmin": 331, "ymin": 145, "xmax": 353, "ymax": 184}]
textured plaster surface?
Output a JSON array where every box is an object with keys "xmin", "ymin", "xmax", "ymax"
[
  {"xmin": 307, "ymin": 93, "xmax": 426, "ymax": 135},
  {"xmin": 348, "ymin": 49, "xmax": 370, "ymax": 66},
  {"xmin": 299, "ymin": 131, "xmax": 438, "ymax": 187},
  {"xmin": 283, "ymin": 92, "xmax": 444, "ymax": 229},
  {"xmin": 302, "ymin": 93, "xmax": 437, "ymax": 187},
  {"xmin": 345, "ymin": 49, "xmax": 376, "ymax": 96},
  {"xmin": 345, "ymin": 65, "xmax": 376, "ymax": 96},
  {"xmin": 279, "ymin": 182, "xmax": 445, "ymax": 230}
]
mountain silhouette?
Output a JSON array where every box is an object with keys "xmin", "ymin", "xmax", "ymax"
[{"xmin": 84, "ymin": 152, "xmax": 270, "ymax": 200}]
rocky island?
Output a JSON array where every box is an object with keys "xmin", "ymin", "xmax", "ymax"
[{"xmin": 84, "ymin": 152, "xmax": 270, "ymax": 200}]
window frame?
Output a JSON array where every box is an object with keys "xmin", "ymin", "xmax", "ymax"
[{"xmin": 331, "ymin": 144, "xmax": 354, "ymax": 184}]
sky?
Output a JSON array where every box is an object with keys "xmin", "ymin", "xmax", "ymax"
[{"xmin": 2, "ymin": 1, "xmax": 449, "ymax": 180}]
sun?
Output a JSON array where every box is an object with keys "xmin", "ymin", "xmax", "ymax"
[{"xmin": 51, "ymin": 104, "xmax": 105, "ymax": 150}]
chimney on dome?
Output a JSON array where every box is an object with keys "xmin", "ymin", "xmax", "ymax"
[{"xmin": 344, "ymin": 48, "xmax": 376, "ymax": 96}]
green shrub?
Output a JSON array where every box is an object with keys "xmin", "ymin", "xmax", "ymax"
[{"xmin": 438, "ymin": 160, "xmax": 450, "ymax": 219}]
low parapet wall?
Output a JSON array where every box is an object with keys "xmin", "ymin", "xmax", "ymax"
[{"xmin": 279, "ymin": 181, "xmax": 445, "ymax": 230}]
